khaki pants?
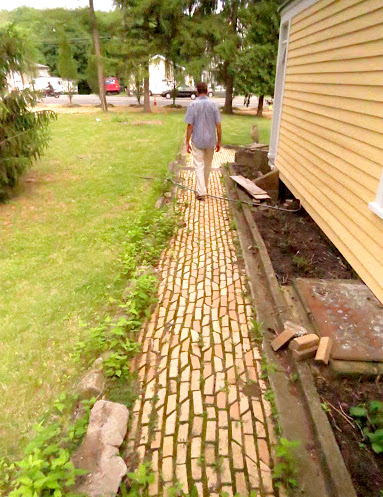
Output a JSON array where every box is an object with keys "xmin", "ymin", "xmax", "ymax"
[{"xmin": 192, "ymin": 143, "xmax": 214, "ymax": 196}]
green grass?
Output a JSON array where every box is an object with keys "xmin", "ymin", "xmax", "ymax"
[
  {"xmin": 221, "ymin": 114, "xmax": 271, "ymax": 145},
  {"xmin": 0, "ymin": 108, "xmax": 270, "ymax": 458}
]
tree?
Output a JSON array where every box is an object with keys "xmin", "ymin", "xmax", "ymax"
[
  {"xmin": 89, "ymin": 0, "xmax": 107, "ymax": 111},
  {"xmin": 245, "ymin": 0, "xmax": 281, "ymax": 116},
  {"xmin": 0, "ymin": 26, "xmax": 55, "ymax": 200},
  {"xmin": 160, "ymin": 0, "xmax": 189, "ymax": 106},
  {"xmin": 57, "ymin": 32, "xmax": 78, "ymax": 105},
  {"xmin": 116, "ymin": 0, "xmax": 164, "ymax": 113},
  {"xmin": 182, "ymin": 0, "xmax": 246, "ymax": 114}
]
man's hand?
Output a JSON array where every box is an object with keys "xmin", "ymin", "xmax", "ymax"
[
  {"xmin": 216, "ymin": 122, "xmax": 222, "ymax": 153},
  {"xmin": 186, "ymin": 124, "xmax": 193, "ymax": 153}
]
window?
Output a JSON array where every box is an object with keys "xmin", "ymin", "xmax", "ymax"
[{"xmin": 369, "ymin": 170, "xmax": 383, "ymax": 219}]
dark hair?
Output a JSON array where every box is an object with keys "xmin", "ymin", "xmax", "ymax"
[{"xmin": 196, "ymin": 82, "xmax": 208, "ymax": 95}]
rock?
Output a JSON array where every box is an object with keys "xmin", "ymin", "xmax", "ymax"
[
  {"xmin": 253, "ymin": 170, "xmax": 279, "ymax": 201},
  {"xmin": 72, "ymin": 400, "xmax": 129, "ymax": 497},
  {"xmin": 77, "ymin": 369, "xmax": 105, "ymax": 400},
  {"xmin": 234, "ymin": 149, "xmax": 270, "ymax": 175},
  {"xmin": 155, "ymin": 197, "xmax": 164, "ymax": 209},
  {"xmin": 92, "ymin": 357, "xmax": 104, "ymax": 370}
]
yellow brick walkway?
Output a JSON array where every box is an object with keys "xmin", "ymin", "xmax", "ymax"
[{"xmin": 128, "ymin": 149, "xmax": 275, "ymax": 497}]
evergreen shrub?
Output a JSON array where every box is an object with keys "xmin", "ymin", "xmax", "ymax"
[{"xmin": 0, "ymin": 26, "xmax": 55, "ymax": 200}]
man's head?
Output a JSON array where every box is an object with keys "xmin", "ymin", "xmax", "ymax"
[{"xmin": 196, "ymin": 82, "xmax": 208, "ymax": 96}]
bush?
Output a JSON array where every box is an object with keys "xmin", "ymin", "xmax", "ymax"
[{"xmin": 0, "ymin": 26, "xmax": 55, "ymax": 200}]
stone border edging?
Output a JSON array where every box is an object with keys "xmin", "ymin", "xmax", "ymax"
[{"xmin": 222, "ymin": 164, "xmax": 357, "ymax": 497}]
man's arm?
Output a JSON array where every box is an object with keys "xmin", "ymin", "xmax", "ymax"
[
  {"xmin": 186, "ymin": 124, "xmax": 193, "ymax": 153},
  {"xmin": 215, "ymin": 123, "xmax": 222, "ymax": 152}
]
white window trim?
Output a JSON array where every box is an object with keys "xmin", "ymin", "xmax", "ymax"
[
  {"xmin": 268, "ymin": 0, "xmax": 320, "ymax": 168},
  {"xmin": 369, "ymin": 171, "xmax": 383, "ymax": 219},
  {"xmin": 268, "ymin": 20, "xmax": 290, "ymax": 168}
]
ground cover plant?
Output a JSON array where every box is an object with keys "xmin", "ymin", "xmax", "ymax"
[
  {"xmin": 316, "ymin": 371, "xmax": 383, "ymax": 497},
  {"xmin": 0, "ymin": 107, "xmax": 268, "ymax": 462}
]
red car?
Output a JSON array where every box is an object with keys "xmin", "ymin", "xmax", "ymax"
[{"xmin": 105, "ymin": 77, "xmax": 120, "ymax": 95}]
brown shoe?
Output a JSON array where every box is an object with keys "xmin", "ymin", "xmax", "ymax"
[{"xmin": 196, "ymin": 194, "xmax": 206, "ymax": 201}]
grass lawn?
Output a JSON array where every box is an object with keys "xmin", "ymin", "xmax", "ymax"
[{"xmin": 0, "ymin": 107, "xmax": 271, "ymax": 458}]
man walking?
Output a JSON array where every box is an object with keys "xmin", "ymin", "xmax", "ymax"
[{"xmin": 185, "ymin": 82, "xmax": 222, "ymax": 200}]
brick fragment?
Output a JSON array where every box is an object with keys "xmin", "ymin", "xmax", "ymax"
[
  {"xmin": 271, "ymin": 328, "xmax": 295, "ymax": 351},
  {"xmin": 284, "ymin": 320, "xmax": 308, "ymax": 337},
  {"xmin": 315, "ymin": 337, "xmax": 333, "ymax": 364},
  {"xmin": 292, "ymin": 345, "xmax": 318, "ymax": 361},
  {"xmin": 289, "ymin": 333, "xmax": 319, "ymax": 351}
]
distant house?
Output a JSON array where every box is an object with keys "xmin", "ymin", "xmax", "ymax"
[
  {"xmin": 269, "ymin": 0, "xmax": 383, "ymax": 303},
  {"xmin": 6, "ymin": 63, "xmax": 77, "ymax": 94},
  {"xmin": 149, "ymin": 55, "xmax": 194, "ymax": 94}
]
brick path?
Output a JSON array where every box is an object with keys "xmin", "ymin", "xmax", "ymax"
[{"xmin": 128, "ymin": 149, "xmax": 275, "ymax": 497}]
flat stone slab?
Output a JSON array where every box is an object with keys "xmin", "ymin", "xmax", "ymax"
[{"xmin": 294, "ymin": 279, "xmax": 383, "ymax": 362}]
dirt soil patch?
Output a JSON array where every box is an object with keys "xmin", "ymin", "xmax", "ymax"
[
  {"xmin": 253, "ymin": 207, "xmax": 356, "ymax": 284},
  {"xmin": 131, "ymin": 120, "xmax": 163, "ymax": 125},
  {"xmin": 314, "ymin": 367, "xmax": 383, "ymax": 497},
  {"xmin": 233, "ymin": 163, "xmax": 357, "ymax": 284}
]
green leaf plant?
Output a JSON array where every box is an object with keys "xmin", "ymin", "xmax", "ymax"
[{"xmin": 350, "ymin": 400, "xmax": 383, "ymax": 454}]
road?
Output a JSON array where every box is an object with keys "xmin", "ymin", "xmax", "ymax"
[{"xmin": 40, "ymin": 93, "xmax": 268, "ymax": 110}]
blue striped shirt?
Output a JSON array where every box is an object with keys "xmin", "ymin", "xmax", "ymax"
[{"xmin": 184, "ymin": 96, "xmax": 221, "ymax": 149}]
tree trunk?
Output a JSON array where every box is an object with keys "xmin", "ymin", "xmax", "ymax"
[
  {"xmin": 172, "ymin": 81, "xmax": 176, "ymax": 107},
  {"xmin": 135, "ymin": 75, "xmax": 141, "ymax": 104},
  {"xmin": 256, "ymin": 95, "xmax": 264, "ymax": 117},
  {"xmin": 223, "ymin": 70, "xmax": 234, "ymax": 114},
  {"xmin": 143, "ymin": 60, "xmax": 151, "ymax": 113},
  {"xmin": 89, "ymin": 0, "xmax": 107, "ymax": 112}
]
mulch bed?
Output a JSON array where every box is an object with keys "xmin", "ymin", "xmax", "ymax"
[
  {"xmin": 314, "ymin": 367, "xmax": 383, "ymax": 497},
  {"xmin": 233, "ymin": 163, "xmax": 357, "ymax": 284},
  {"xmin": 253, "ymin": 207, "xmax": 357, "ymax": 284}
]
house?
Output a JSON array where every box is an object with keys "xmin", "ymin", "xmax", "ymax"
[
  {"xmin": 269, "ymin": 0, "xmax": 383, "ymax": 303},
  {"xmin": 6, "ymin": 63, "xmax": 77, "ymax": 94},
  {"xmin": 149, "ymin": 55, "xmax": 194, "ymax": 94}
]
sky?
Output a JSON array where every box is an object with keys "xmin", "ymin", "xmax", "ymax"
[{"xmin": 0, "ymin": 0, "xmax": 115, "ymax": 10}]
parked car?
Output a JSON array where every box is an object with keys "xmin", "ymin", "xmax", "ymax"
[
  {"xmin": 161, "ymin": 86, "xmax": 197, "ymax": 99},
  {"xmin": 104, "ymin": 77, "xmax": 120, "ymax": 94},
  {"xmin": 161, "ymin": 86, "xmax": 215, "ymax": 99}
]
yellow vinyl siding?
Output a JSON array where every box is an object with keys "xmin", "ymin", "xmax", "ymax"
[
  {"xmin": 284, "ymin": 81, "xmax": 383, "ymax": 103},
  {"xmin": 282, "ymin": 105, "xmax": 383, "ymax": 168},
  {"xmin": 287, "ymin": 39, "xmax": 383, "ymax": 67},
  {"xmin": 292, "ymin": 0, "xmax": 360, "ymax": 31},
  {"xmin": 288, "ymin": 24, "xmax": 382, "ymax": 58},
  {"xmin": 278, "ymin": 122, "xmax": 379, "ymax": 195},
  {"xmin": 278, "ymin": 135, "xmax": 383, "ymax": 249},
  {"xmin": 284, "ymin": 89, "xmax": 383, "ymax": 121},
  {"xmin": 276, "ymin": 0, "xmax": 383, "ymax": 302},
  {"xmin": 287, "ymin": 55, "xmax": 383, "ymax": 74},
  {"xmin": 283, "ymin": 96, "xmax": 383, "ymax": 139},
  {"xmin": 290, "ymin": 1, "xmax": 383, "ymax": 47}
]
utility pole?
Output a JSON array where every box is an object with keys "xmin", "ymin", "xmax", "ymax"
[{"xmin": 89, "ymin": 0, "xmax": 107, "ymax": 112}]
